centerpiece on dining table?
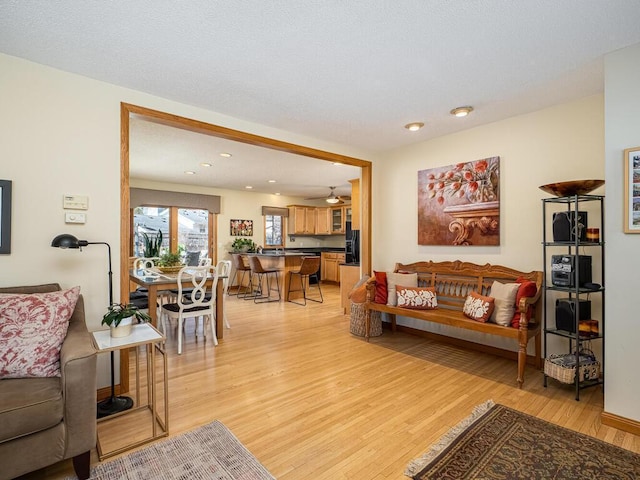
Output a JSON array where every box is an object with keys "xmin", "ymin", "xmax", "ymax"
[{"xmin": 156, "ymin": 251, "xmax": 184, "ymax": 273}]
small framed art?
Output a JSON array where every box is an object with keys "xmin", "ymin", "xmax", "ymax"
[
  {"xmin": 0, "ymin": 179, "xmax": 12, "ymax": 254},
  {"xmin": 624, "ymin": 146, "xmax": 640, "ymax": 233}
]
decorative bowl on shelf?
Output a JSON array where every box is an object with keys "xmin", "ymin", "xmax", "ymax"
[
  {"xmin": 157, "ymin": 265, "xmax": 184, "ymax": 274},
  {"xmin": 539, "ymin": 179, "xmax": 605, "ymax": 197}
]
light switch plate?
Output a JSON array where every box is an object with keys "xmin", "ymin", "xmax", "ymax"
[
  {"xmin": 63, "ymin": 194, "xmax": 89, "ymax": 210},
  {"xmin": 65, "ymin": 212, "xmax": 86, "ymax": 224}
]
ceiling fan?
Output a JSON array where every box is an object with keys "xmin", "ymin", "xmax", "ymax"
[{"xmin": 306, "ymin": 186, "xmax": 351, "ymax": 204}]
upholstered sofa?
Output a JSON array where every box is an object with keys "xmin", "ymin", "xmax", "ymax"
[{"xmin": 0, "ymin": 283, "xmax": 97, "ymax": 480}]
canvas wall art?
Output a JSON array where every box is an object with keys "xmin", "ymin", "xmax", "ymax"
[
  {"xmin": 230, "ymin": 219, "xmax": 253, "ymax": 236},
  {"xmin": 418, "ymin": 157, "xmax": 500, "ymax": 246}
]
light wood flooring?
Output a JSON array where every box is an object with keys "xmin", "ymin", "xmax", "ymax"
[{"xmin": 22, "ymin": 284, "xmax": 639, "ymax": 479}]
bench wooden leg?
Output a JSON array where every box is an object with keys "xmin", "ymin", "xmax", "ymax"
[
  {"xmin": 389, "ymin": 313, "xmax": 396, "ymax": 333},
  {"xmin": 517, "ymin": 340, "xmax": 527, "ymax": 389}
]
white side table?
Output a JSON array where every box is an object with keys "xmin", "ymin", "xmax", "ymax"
[{"xmin": 92, "ymin": 323, "xmax": 169, "ymax": 460}]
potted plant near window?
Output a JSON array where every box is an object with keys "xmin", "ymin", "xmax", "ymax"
[
  {"xmin": 102, "ymin": 303, "xmax": 152, "ymax": 338},
  {"xmin": 156, "ymin": 251, "xmax": 184, "ymax": 273},
  {"xmin": 142, "ymin": 229, "xmax": 162, "ymax": 258},
  {"xmin": 232, "ymin": 238, "xmax": 256, "ymax": 253}
]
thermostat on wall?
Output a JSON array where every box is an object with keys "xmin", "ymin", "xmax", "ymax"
[{"xmin": 63, "ymin": 194, "xmax": 88, "ymax": 210}]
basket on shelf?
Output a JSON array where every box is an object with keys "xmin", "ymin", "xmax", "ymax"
[
  {"xmin": 544, "ymin": 351, "xmax": 601, "ymax": 384},
  {"xmin": 350, "ymin": 303, "xmax": 382, "ymax": 337}
]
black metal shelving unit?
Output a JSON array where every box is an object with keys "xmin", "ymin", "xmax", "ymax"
[{"xmin": 542, "ymin": 194, "xmax": 605, "ymax": 400}]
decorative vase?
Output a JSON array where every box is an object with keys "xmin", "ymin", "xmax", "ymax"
[
  {"xmin": 466, "ymin": 180, "xmax": 497, "ymax": 204},
  {"xmin": 110, "ymin": 316, "xmax": 133, "ymax": 338}
]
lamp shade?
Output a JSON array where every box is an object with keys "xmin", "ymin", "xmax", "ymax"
[{"xmin": 51, "ymin": 234, "xmax": 88, "ymax": 249}]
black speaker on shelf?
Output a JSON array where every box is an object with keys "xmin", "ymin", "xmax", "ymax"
[
  {"xmin": 551, "ymin": 254, "xmax": 592, "ymax": 287},
  {"xmin": 552, "ymin": 211, "xmax": 588, "ymax": 242},
  {"xmin": 555, "ymin": 298, "xmax": 591, "ymax": 332}
]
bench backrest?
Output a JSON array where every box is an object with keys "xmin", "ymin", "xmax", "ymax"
[{"xmin": 394, "ymin": 260, "xmax": 543, "ymax": 317}]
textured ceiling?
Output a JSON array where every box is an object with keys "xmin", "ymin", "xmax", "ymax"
[{"xmin": 2, "ymin": 1, "xmax": 640, "ymax": 195}]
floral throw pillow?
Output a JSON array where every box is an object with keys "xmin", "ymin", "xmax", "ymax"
[
  {"xmin": 0, "ymin": 287, "xmax": 80, "ymax": 378},
  {"xmin": 463, "ymin": 291, "xmax": 495, "ymax": 322},
  {"xmin": 397, "ymin": 286, "xmax": 438, "ymax": 310}
]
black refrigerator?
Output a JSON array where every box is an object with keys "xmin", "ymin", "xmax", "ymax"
[{"xmin": 345, "ymin": 221, "xmax": 360, "ymax": 264}]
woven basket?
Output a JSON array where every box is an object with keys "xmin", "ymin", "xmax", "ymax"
[
  {"xmin": 544, "ymin": 352, "xmax": 601, "ymax": 384},
  {"xmin": 157, "ymin": 265, "xmax": 183, "ymax": 274},
  {"xmin": 350, "ymin": 303, "xmax": 382, "ymax": 337}
]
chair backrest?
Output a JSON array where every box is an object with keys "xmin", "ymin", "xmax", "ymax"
[
  {"xmin": 248, "ymin": 255, "xmax": 268, "ymax": 274},
  {"xmin": 299, "ymin": 256, "xmax": 321, "ymax": 276},
  {"xmin": 134, "ymin": 257, "xmax": 157, "ymax": 271},
  {"xmin": 216, "ymin": 260, "xmax": 232, "ymax": 294},
  {"xmin": 176, "ymin": 265, "xmax": 218, "ymax": 312},
  {"xmin": 199, "ymin": 257, "xmax": 212, "ymax": 266},
  {"xmin": 231, "ymin": 253, "xmax": 250, "ymax": 271}
]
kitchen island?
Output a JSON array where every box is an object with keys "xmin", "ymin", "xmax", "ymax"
[{"xmin": 243, "ymin": 251, "xmax": 307, "ymax": 301}]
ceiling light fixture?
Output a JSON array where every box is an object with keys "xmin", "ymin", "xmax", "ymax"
[
  {"xmin": 326, "ymin": 197, "xmax": 340, "ymax": 204},
  {"xmin": 245, "ymin": 185, "xmax": 253, "ymax": 189},
  {"xmin": 404, "ymin": 122, "xmax": 424, "ymax": 131},
  {"xmin": 268, "ymin": 180, "xmax": 276, "ymax": 183},
  {"xmin": 219, "ymin": 152, "xmax": 232, "ymax": 158},
  {"xmin": 200, "ymin": 162, "xmax": 212, "ymax": 167},
  {"xmin": 450, "ymin": 106, "xmax": 474, "ymax": 117},
  {"xmin": 274, "ymin": 192, "xmax": 281, "ymax": 196},
  {"xmin": 184, "ymin": 170, "xmax": 195, "ymax": 175}
]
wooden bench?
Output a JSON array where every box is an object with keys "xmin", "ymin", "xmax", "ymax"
[{"xmin": 364, "ymin": 261, "xmax": 543, "ymax": 388}]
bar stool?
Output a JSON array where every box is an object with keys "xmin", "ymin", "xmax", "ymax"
[
  {"xmin": 229, "ymin": 254, "xmax": 251, "ymax": 297},
  {"xmin": 287, "ymin": 256, "xmax": 323, "ymax": 306},
  {"xmin": 246, "ymin": 255, "xmax": 281, "ymax": 303}
]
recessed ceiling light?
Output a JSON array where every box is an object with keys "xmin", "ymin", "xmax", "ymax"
[
  {"xmin": 450, "ymin": 106, "xmax": 474, "ymax": 117},
  {"xmin": 274, "ymin": 192, "xmax": 281, "ymax": 196},
  {"xmin": 333, "ymin": 162, "xmax": 342, "ymax": 165},
  {"xmin": 200, "ymin": 162, "xmax": 212, "ymax": 167},
  {"xmin": 404, "ymin": 122, "xmax": 424, "ymax": 131},
  {"xmin": 268, "ymin": 179, "xmax": 276, "ymax": 183},
  {"xmin": 184, "ymin": 171, "xmax": 195, "ymax": 175},
  {"xmin": 220, "ymin": 152, "xmax": 232, "ymax": 158},
  {"xmin": 245, "ymin": 185, "xmax": 253, "ymax": 189}
]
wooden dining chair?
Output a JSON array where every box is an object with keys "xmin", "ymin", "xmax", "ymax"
[
  {"xmin": 160, "ymin": 265, "xmax": 219, "ymax": 355},
  {"xmin": 215, "ymin": 260, "xmax": 232, "ymax": 328}
]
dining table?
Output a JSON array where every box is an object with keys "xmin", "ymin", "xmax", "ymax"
[{"xmin": 129, "ymin": 268, "xmax": 226, "ymax": 340}]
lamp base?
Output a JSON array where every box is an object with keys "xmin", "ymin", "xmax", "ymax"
[{"xmin": 97, "ymin": 395, "xmax": 134, "ymax": 419}]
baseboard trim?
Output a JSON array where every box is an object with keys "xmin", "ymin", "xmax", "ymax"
[
  {"xmin": 384, "ymin": 322, "xmax": 539, "ymax": 366},
  {"xmin": 601, "ymin": 411, "xmax": 640, "ymax": 436},
  {"xmin": 97, "ymin": 384, "xmax": 121, "ymax": 402}
]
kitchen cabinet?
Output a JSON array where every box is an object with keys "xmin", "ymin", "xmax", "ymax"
[
  {"xmin": 288, "ymin": 205, "xmax": 317, "ymax": 235},
  {"xmin": 315, "ymin": 207, "xmax": 331, "ymax": 235},
  {"xmin": 331, "ymin": 207, "xmax": 345, "ymax": 234},
  {"xmin": 349, "ymin": 178, "xmax": 360, "ymax": 230},
  {"xmin": 321, "ymin": 252, "xmax": 345, "ymax": 283}
]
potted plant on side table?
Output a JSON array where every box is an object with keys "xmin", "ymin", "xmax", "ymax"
[{"xmin": 102, "ymin": 303, "xmax": 152, "ymax": 338}]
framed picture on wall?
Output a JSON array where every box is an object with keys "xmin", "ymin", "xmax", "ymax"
[
  {"xmin": 0, "ymin": 179, "xmax": 12, "ymax": 254},
  {"xmin": 230, "ymin": 219, "xmax": 253, "ymax": 236},
  {"xmin": 624, "ymin": 146, "xmax": 640, "ymax": 233}
]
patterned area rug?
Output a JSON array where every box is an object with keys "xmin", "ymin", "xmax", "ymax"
[
  {"xmin": 406, "ymin": 400, "xmax": 640, "ymax": 479},
  {"xmin": 67, "ymin": 420, "xmax": 275, "ymax": 480}
]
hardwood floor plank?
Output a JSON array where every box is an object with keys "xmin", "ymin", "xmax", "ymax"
[{"xmin": 18, "ymin": 284, "xmax": 638, "ymax": 479}]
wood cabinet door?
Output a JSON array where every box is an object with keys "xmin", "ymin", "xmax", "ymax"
[
  {"xmin": 316, "ymin": 207, "xmax": 331, "ymax": 235},
  {"xmin": 290, "ymin": 206, "xmax": 307, "ymax": 234},
  {"xmin": 304, "ymin": 207, "xmax": 316, "ymax": 234},
  {"xmin": 331, "ymin": 207, "xmax": 344, "ymax": 234}
]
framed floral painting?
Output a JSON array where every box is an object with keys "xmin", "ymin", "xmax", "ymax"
[
  {"xmin": 230, "ymin": 219, "xmax": 253, "ymax": 236},
  {"xmin": 418, "ymin": 157, "xmax": 500, "ymax": 246}
]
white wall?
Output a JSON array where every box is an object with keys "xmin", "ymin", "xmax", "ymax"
[
  {"xmin": 0, "ymin": 53, "xmax": 373, "ymax": 386},
  {"xmin": 374, "ymin": 95, "xmax": 605, "ymax": 353},
  {"xmin": 604, "ymin": 43, "xmax": 640, "ymax": 422}
]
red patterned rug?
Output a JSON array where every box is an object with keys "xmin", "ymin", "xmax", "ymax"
[{"xmin": 406, "ymin": 400, "xmax": 640, "ymax": 479}]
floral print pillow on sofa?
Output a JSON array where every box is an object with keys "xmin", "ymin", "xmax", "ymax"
[{"xmin": 0, "ymin": 286, "xmax": 80, "ymax": 378}]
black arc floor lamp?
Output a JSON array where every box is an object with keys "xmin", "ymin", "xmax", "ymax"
[{"xmin": 51, "ymin": 233, "xmax": 134, "ymax": 418}]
